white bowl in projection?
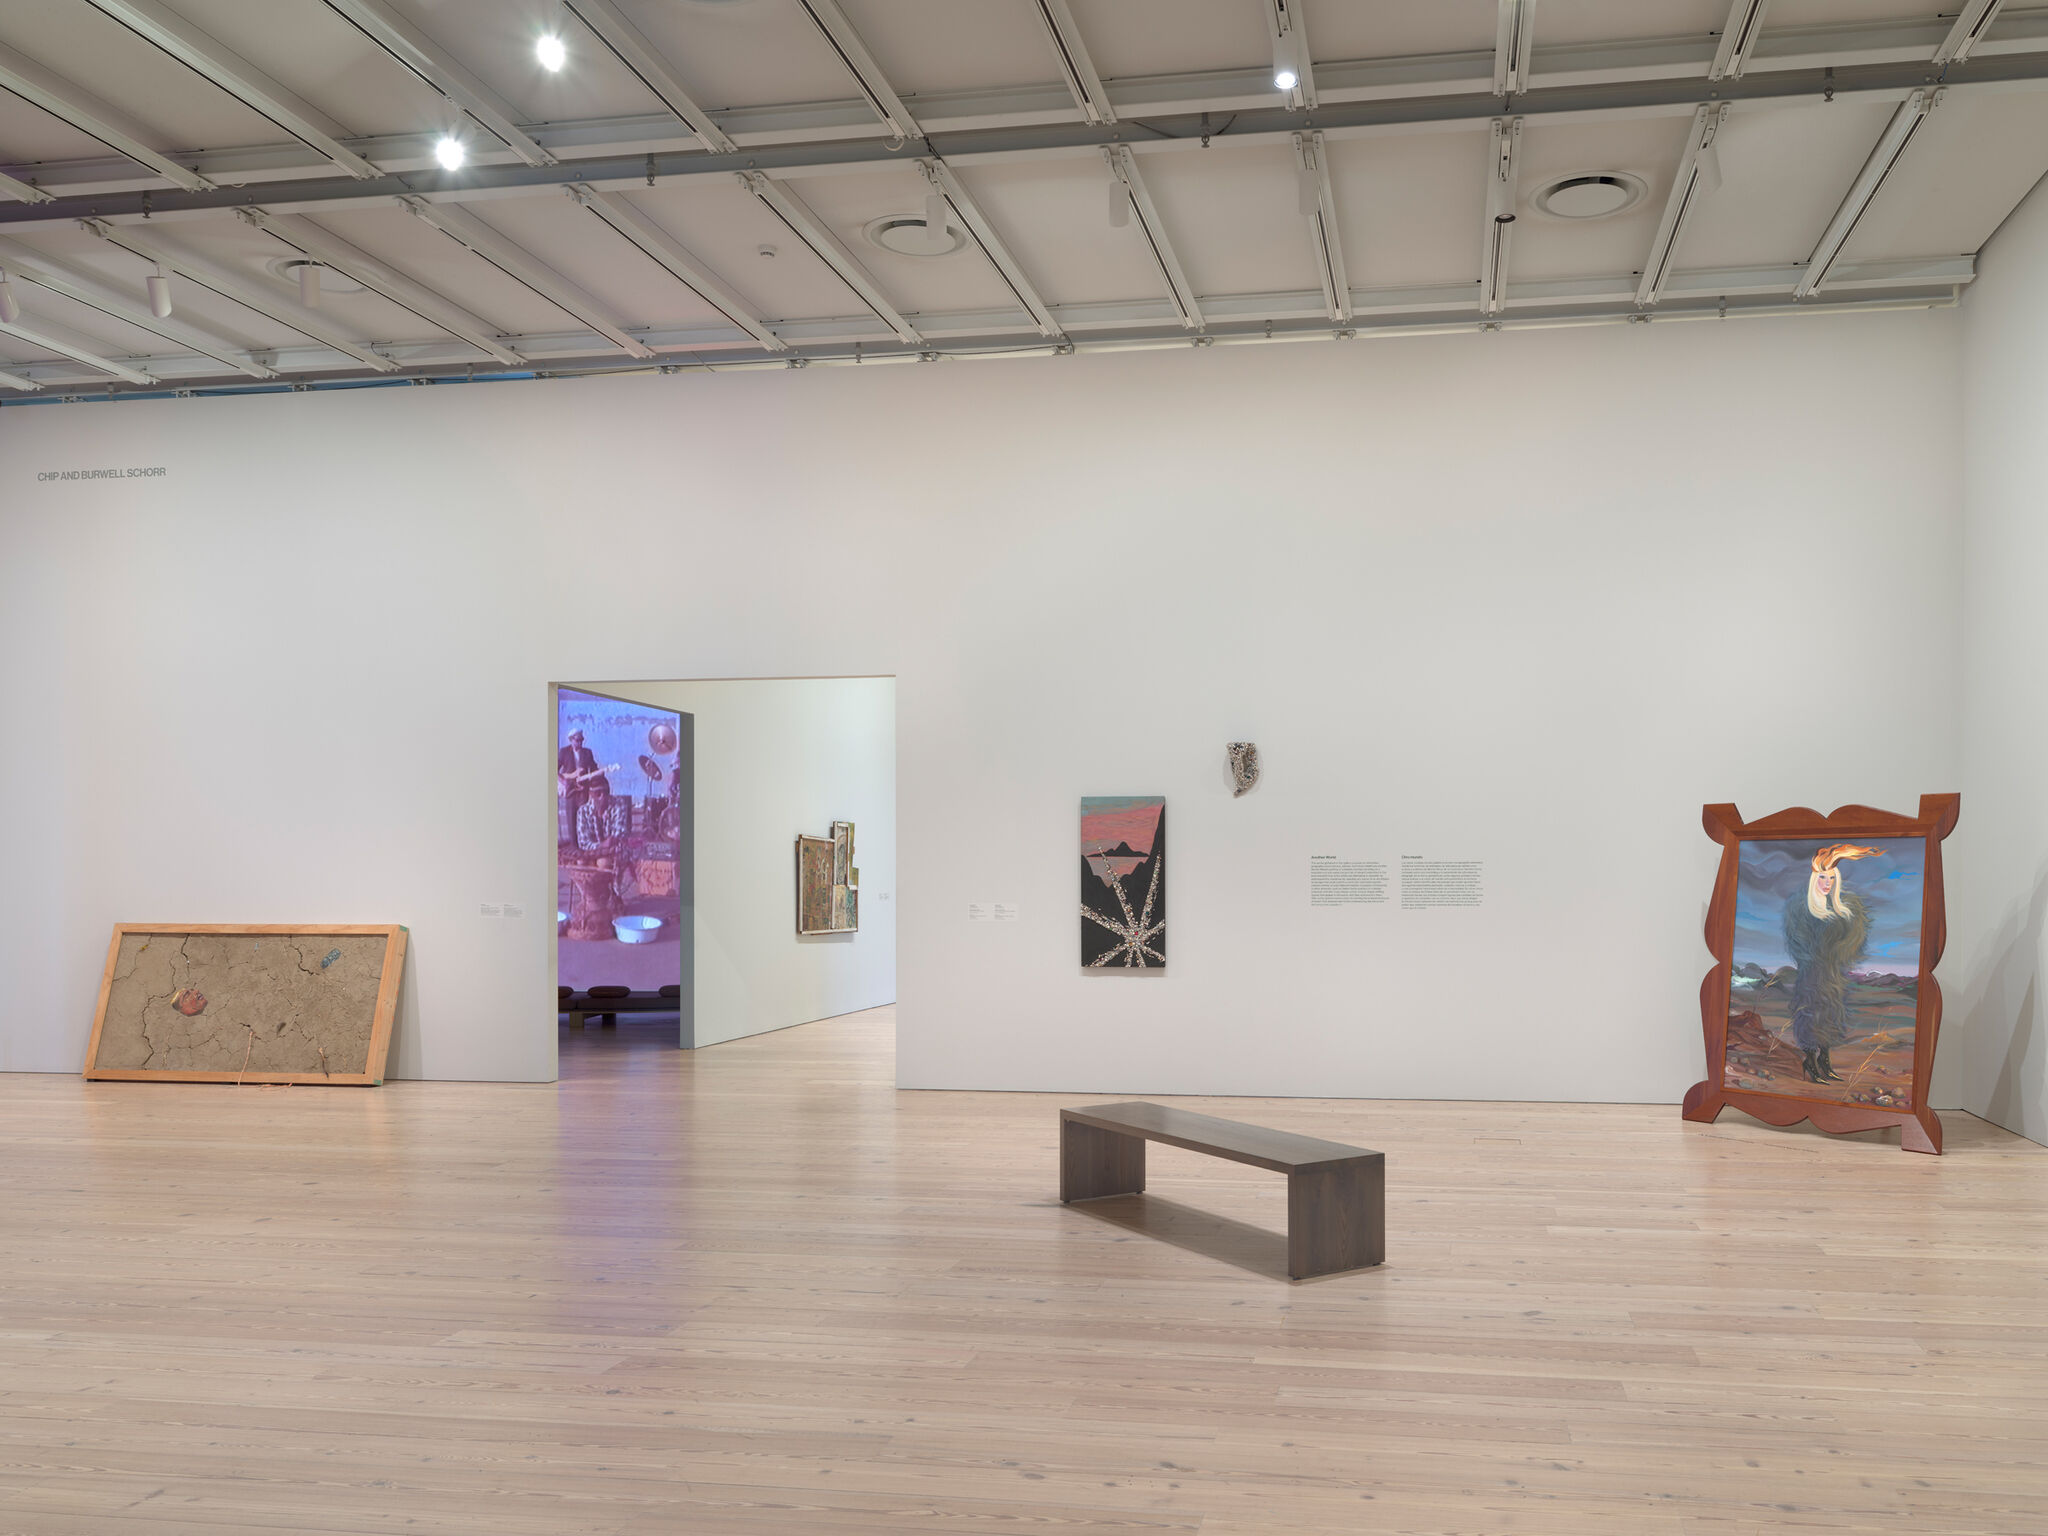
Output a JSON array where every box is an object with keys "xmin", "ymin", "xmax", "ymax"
[{"xmin": 613, "ymin": 915, "xmax": 664, "ymax": 944}]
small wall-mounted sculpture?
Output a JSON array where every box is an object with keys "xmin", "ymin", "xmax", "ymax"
[{"xmin": 1227, "ymin": 742, "xmax": 1260, "ymax": 797}]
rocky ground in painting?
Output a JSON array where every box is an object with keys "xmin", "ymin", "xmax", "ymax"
[
  {"xmin": 1722, "ymin": 969, "xmax": 1917, "ymax": 1108},
  {"xmin": 96, "ymin": 933, "xmax": 385, "ymax": 1075}
]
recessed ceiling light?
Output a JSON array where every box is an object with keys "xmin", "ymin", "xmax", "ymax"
[
  {"xmin": 1531, "ymin": 172, "xmax": 1647, "ymax": 220},
  {"xmin": 434, "ymin": 135, "xmax": 467, "ymax": 171},
  {"xmin": 536, "ymin": 33, "xmax": 567, "ymax": 71},
  {"xmin": 863, "ymin": 213, "xmax": 966, "ymax": 257}
]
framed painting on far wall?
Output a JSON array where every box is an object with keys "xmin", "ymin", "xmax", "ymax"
[
  {"xmin": 1080, "ymin": 796, "xmax": 1166, "ymax": 969},
  {"xmin": 796, "ymin": 834, "xmax": 835, "ymax": 934},
  {"xmin": 796, "ymin": 822, "xmax": 859, "ymax": 935},
  {"xmin": 1684, "ymin": 794, "xmax": 1959, "ymax": 1154}
]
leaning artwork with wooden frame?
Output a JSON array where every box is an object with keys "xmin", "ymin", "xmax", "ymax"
[
  {"xmin": 1683, "ymin": 796, "xmax": 1958, "ymax": 1154},
  {"xmin": 794, "ymin": 821, "xmax": 858, "ymax": 935},
  {"xmin": 83, "ymin": 924, "xmax": 408, "ymax": 1085}
]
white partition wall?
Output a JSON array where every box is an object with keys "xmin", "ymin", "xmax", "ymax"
[
  {"xmin": 575, "ymin": 677, "xmax": 896, "ymax": 1048},
  {"xmin": 1951, "ymin": 172, "xmax": 2048, "ymax": 1146},
  {"xmin": 0, "ymin": 311, "xmax": 1966, "ymax": 1101}
]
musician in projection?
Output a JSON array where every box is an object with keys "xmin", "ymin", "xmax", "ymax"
[
  {"xmin": 1782, "ymin": 842, "xmax": 1882, "ymax": 1085},
  {"xmin": 556, "ymin": 730, "xmax": 610, "ymax": 847}
]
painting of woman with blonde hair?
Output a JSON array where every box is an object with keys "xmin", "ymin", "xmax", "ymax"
[
  {"xmin": 1783, "ymin": 844, "xmax": 1882, "ymax": 1084},
  {"xmin": 1721, "ymin": 833, "xmax": 1926, "ymax": 1107}
]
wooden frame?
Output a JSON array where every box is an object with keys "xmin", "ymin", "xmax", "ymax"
[
  {"xmin": 795, "ymin": 822, "xmax": 858, "ymax": 935},
  {"xmin": 1683, "ymin": 796, "xmax": 1959, "ymax": 1154},
  {"xmin": 83, "ymin": 923, "xmax": 408, "ymax": 1085}
]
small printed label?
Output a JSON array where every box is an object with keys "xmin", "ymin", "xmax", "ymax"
[
  {"xmin": 479, "ymin": 902, "xmax": 503, "ymax": 918},
  {"xmin": 502, "ymin": 903, "xmax": 525, "ymax": 919},
  {"xmin": 967, "ymin": 902, "xmax": 992, "ymax": 922},
  {"xmin": 37, "ymin": 466, "xmax": 168, "ymax": 482},
  {"xmin": 993, "ymin": 902, "xmax": 1020, "ymax": 922}
]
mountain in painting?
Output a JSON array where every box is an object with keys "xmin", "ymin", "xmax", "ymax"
[{"xmin": 1080, "ymin": 803, "xmax": 1166, "ymax": 969}]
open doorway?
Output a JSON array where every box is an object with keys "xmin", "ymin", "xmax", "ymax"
[
  {"xmin": 555, "ymin": 686, "xmax": 692, "ymax": 1045},
  {"xmin": 553, "ymin": 676, "xmax": 895, "ymax": 1065}
]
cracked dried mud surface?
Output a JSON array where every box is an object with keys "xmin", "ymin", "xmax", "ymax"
[{"xmin": 96, "ymin": 933, "xmax": 386, "ymax": 1074}]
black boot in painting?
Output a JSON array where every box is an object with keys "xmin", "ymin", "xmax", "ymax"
[
  {"xmin": 1817, "ymin": 1048, "xmax": 1842, "ymax": 1083},
  {"xmin": 1801, "ymin": 1050, "xmax": 1825, "ymax": 1083}
]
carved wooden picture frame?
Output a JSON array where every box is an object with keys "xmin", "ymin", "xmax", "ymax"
[{"xmin": 1683, "ymin": 795, "xmax": 1959, "ymax": 1154}]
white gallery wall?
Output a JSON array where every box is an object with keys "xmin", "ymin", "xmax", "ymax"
[
  {"xmin": 575, "ymin": 677, "xmax": 896, "ymax": 1048},
  {"xmin": 0, "ymin": 310, "xmax": 1965, "ymax": 1106},
  {"xmin": 1950, "ymin": 170, "xmax": 2048, "ymax": 1145}
]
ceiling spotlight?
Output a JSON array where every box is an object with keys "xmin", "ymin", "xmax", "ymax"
[
  {"xmin": 146, "ymin": 263, "xmax": 172, "ymax": 319},
  {"xmin": 435, "ymin": 135, "xmax": 467, "ymax": 171},
  {"xmin": 0, "ymin": 269, "xmax": 17, "ymax": 325},
  {"xmin": 1273, "ymin": 31, "xmax": 1300, "ymax": 92},
  {"xmin": 536, "ymin": 33, "xmax": 567, "ymax": 71}
]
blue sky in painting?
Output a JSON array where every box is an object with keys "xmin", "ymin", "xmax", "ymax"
[{"xmin": 1731, "ymin": 836, "xmax": 1925, "ymax": 975}]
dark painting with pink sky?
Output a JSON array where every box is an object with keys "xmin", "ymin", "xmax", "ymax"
[{"xmin": 1081, "ymin": 796, "xmax": 1166, "ymax": 969}]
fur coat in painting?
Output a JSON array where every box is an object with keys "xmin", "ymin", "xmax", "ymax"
[{"xmin": 1782, "ymin": 890, "xmax": 1870, "ymax": 1051}]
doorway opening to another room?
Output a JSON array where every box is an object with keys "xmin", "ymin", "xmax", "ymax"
[
  {"xmin": 555, "ymin": 686, "xmax": 691, "ymax": 1048},
  {"xmin": 551, "ymin": 677, "xmax": 896, "ymax": 1070}
]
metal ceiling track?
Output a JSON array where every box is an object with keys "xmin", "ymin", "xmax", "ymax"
[
  {"xmin": 8, "ymin": 51, "xmax": 2045, "ymax": 230},
  {"xmin": 1029, "ymin": 0, "xmax": 1115, "ymax": 124},
  {"xmin": 81, "ymin": 0, "xmax": 379, "ymax": 178},
  {"xmin": 0, "ymin": 41, "xmax": 214, "ymax": 192},
  {"xmin": 562, "ymin": 0, "xmax": 735, "ymax": 154},
  {"xmin": 0, "ymin": 232, "xmax": 278, "ymax": 376},
  {"xmin": 85, "ymin": 219, "xmax": 401, "ymax": 372},
  {"xmin": 1294, "ymin": 131, "xmax": 1350, "ymax": 323},
  {"xmin": 739, "ymin": 171, "xmax": 921, "ymax": 345},
  {"xmin": 0, "ymin": 280, "xmax": 1969, "ymax": 404},
  {"xmin": 320, "ymin": 0, "xmax": 555, "ymax": 166}
]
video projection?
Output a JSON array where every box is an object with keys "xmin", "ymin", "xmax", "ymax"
[{"xmin": 557, "ymin": 688, "xmax": 685, "ymax": 995}]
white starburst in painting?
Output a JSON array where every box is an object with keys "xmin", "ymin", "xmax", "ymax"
[{"xmin": 1082, "ymin": 852, "xmax": 1164, "ymax": 967}]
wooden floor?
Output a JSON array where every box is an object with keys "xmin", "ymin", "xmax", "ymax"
[{"xmin": 2, "ymin": 1009, "xmax": 2045, "ymax": 1536}]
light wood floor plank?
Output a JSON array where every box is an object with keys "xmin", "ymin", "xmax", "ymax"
[{"xmin": 2, "ymin": 1006, "xmax": 2044, "ymax": 1534}]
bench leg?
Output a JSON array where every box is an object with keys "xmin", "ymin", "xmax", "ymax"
[
  {"xmin": 1287, "ymin": 1158, "xmax": 1385, "ymax": 1279},
  {"xmin": 601, "ymin": 1013, "xmax": 617, "ymax": 1028},
  {"xmin": 567, "ymin": 1012, "xmax": 585, "ymax": 1031},
  {"xmin": 1061, "ymin": 1119, "xmax": 1146, "ymax": 1202}
]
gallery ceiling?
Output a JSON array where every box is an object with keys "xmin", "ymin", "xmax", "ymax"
[{"xmin": 0, "ymin": 0, "xmax": 2042, "ymax": 396}]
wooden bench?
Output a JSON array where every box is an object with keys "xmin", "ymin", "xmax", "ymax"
[
  {"xmin": 561, "ymin": 985, "xmax": 682, "ymax": 1029},
  {"xmin": 1060, "ymin": 1101, "xmax": 1384, "ymax": 1280}
]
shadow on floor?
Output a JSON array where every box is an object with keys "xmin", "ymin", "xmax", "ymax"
[
  {"xmin": 559, "ymin": 1013, "xmax": 683, "ymax": 1074},
  {"xmin": 1062, "ymin": 1192, "xmax": 1298, "ymax": 1283}
]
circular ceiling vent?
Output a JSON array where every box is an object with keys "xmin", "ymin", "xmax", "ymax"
[
  {"xmin": 265, "ymin": 256, "xmax": 366, "ymax": 293},
  {"xmin": 1531, "ymin": 172, "xmax": 1647, "ymax": 220},
  {"xmin": 863, "ymin": 213, "xmax": 967, "ymax": 257}
]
